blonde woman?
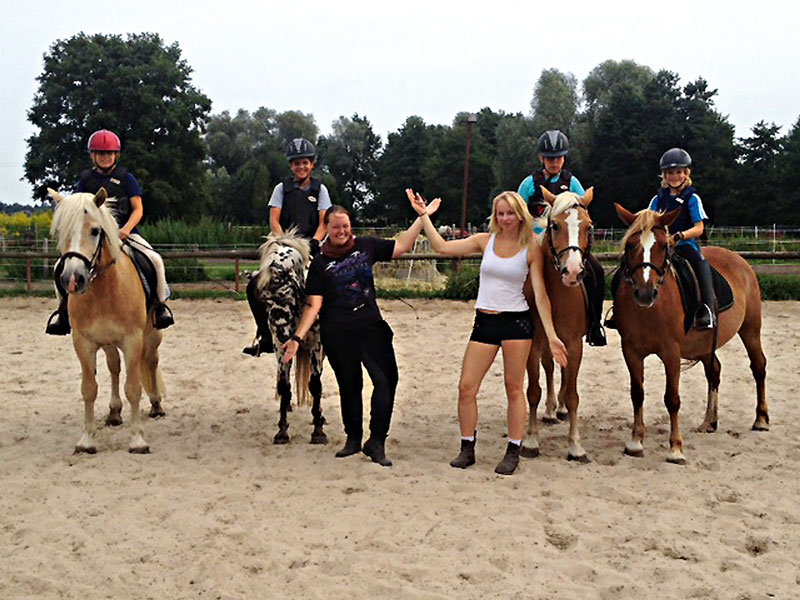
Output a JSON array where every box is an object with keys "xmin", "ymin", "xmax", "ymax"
[{"xmin": 408, "ymin": 189, "xmax": 567, "ymax": 475}]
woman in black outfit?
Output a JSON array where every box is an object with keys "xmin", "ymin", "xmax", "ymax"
[{"xmin": 282, "ymin": 200, "xmax": 440, "ymax": 467}]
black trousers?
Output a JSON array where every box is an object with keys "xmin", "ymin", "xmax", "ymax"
[
  {"xmin": 322, "ymin": 320, "xmax": 399, "ymax": 442},
  {"xmin": 585, "ymin": 253, "xmax": 606, "ymax": 323},
  {"xmin": 246, "ymin": 276, "xmax": 270, "ymax": 339}
]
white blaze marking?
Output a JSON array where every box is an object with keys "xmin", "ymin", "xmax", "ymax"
[
  {"xmin": 641, "ymin": 230, "xmax": 655, "ymax": 281},
  {"xmin": 564, "ymin": 208, "xmax": 583, "ymax": 277}
]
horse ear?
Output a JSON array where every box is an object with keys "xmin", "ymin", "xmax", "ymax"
[
  {"xmin": 614, "ymin": 203, "xmax": 636, "ymax": 226},
  {"xmin": 94, "ymin": 187, "xmax": 108, "ymax": 207},
  {"xmin": 541, "ymin": 187, "xmax": 557, "ymax": 205},
  {"xmin": 581, "ymin": 187, "xmax": 594, "ymax": 208},
  {"xmin": 47, "ymin": 188, "xmax": 64, "ymax": 204},
  {"xmin": 659, "ymin": 207, "xmax": 682, "ymax": 228}
]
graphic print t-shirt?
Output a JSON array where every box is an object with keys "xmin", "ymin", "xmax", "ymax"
[{"xmin": 305, "ymin": 236, "xmax": 395, "ymax": 333}]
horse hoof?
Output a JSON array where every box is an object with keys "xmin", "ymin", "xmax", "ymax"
[
  {"xmin": 666, "ymin": 456, "xmax": 686, "ymax": 465},
  {"xmin": 520, "ymin": 445, "xmax": 539, "ymax": 458},
  {"xmin": 698, "ymin": 421, "xmax": 717, "ymax": 433},
  {"xmin": 310, "ymin": 434, "xmax": 328, "ymax": 445},
  {"xmin": 567, "ymin": 453, "xmax": 591, "ymax": 464},
  {"xmin": 273, "ymin": 433, "xmax": 290, "ymax": 445},
  {"xmin": 149, "ymin": 405, "xmax": 166, "ymax": 419},
  {"xmin": 752, "ymin": 420, "xmax": 770, "ymax": 432},
  {"xmin": 129, "ymin": 446, "xmax": 151, "ymax": 455},
  {"xmin": 74, "ymin": 446, "xmax": 96, "ymax": 455},
  {"xmin": 105, "ymin": 415, "xmax": 123, "ymax": 427},
  {"xmin": 556, "ymin": 412, "xmax": 569, "ymax": 422},
  {"xmin": 542, "ymin": 416, "xmax": 559, "ymax": 425},
  {"xmin": 624, "ymin": 447, "xmax": 644, "ymax": 458}
]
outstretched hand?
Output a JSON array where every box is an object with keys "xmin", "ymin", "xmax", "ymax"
[
  {"xmin": 549, "ymin": 337, "xmax": 568, "ymax": 369},
  {"xmin": 406, "ymin": 188, "xmax": 441, "ymax": 217}
]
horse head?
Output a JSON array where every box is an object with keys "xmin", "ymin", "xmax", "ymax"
[
  {"xmin": 49, "ymin": 188, "xmax": 121, "ymax": 294},
  {"xmin": 542, "ymin": 186, "xmax": 594, "ymax": 287},
  {"xmin": 256, "ymin": 229, "xmax": 310, "ymax": 303},
  {"xmin": 614, "ymin": 203, "xmax": 681, "ymax": 307}
]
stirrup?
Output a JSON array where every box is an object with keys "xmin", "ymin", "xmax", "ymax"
[
  {"xmin": 603, "ymin": 307, "xmax": 617, "ymax": 330},
  {"xmin": 45, "ymin": 310, "xmax": 71, "ymax": 336},
  {"xmin": 587, "ymin": 323, "xmax": 607, "ymax": 347},
  {"xmin": 694, "ymin": 304, "xmax": 715, "ymax": 330},
  {"xmin": 154, "ymin": 303, "xmax": 175, "ymax": 330}
]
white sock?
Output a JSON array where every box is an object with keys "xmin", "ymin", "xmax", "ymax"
[
  {"xmin": 461, "ymin": 435, "xmax": 475, "ymax": 442},
  {"xmin": 509, "ymin": 439, "xmax": 521, "ymax": 446}
]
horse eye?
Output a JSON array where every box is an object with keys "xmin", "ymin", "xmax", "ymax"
[
  {"xmin": 90, "ymin": 226, "xmax": 101, "ymax": 237},
  {"xmin": 550, "ymin": 223, "xmax": 559, "ymax": 232}
]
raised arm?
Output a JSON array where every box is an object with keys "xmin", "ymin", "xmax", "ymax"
[
  {"xmin": 392, "ymin": 197, "xmax": 442, "ymax": 258},
  {"xmin": 528, "ymin": 242, "xmax": 568, "ymax": 367},
  {"xmin": 406, "ymin": 189, "xmax": 486, "ymax": 256}
]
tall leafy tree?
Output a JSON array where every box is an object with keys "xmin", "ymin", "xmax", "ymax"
[
  {"xmin": 731, "ymin": 121, "xmax": 783, "ymax": 225},
  {"xmin": 530, "ymin": 68, "xmax": 579, "ymax": 135},
  {"xmin": 317, "ymin": 114, "xmax": 382, "ymax": 215},
  {"xmin": 24, "ymin": 33, "xmax": 211, "ymax": 219},
  {"xmin": 776, "ymin": 116, "xmax": 800, "ymax": 224}
]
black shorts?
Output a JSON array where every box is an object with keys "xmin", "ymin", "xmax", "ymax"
[{"xmin": 469, "ymin": 310, "xmax": 534, "ymax": 346}]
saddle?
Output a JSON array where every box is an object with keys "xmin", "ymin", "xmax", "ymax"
[
  {"xmin": 609, "ymin": 255, "xmax": 733, "ymax": 333},
  {"xmin": 124, "ymin": 243, "xmax": 159, "ymax": 311}
]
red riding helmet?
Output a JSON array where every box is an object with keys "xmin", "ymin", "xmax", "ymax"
[{"xmin": 87, "ymin": 130, "xmax": 121, "ymax": 152}]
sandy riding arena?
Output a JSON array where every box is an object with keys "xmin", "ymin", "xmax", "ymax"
[{"xmin": 1, "ymin": 297, "xmax": 798, "ymax": 599}]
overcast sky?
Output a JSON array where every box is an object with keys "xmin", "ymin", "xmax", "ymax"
[{"xmin": 2, "ymin": 0, "xmax": 798, "ymax": 205}]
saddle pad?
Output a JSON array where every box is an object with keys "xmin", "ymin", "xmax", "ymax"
[
  {"xmin": 124, "ymin": 245, "xmax": 158, "ymax": 310},
  {"xmin": 672, "ymin": 255, "xmax": 734, "ymax": 332}
]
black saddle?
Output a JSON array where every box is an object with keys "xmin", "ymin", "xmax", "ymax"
[
  {"xmin": 609, "ymin": 255, "xmax": 733, "ymax": 333},
  {"xmin": 125, "ymin": 243, "xmax": 159, "ymax": 310}
]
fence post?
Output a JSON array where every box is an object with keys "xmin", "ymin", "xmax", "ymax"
[
  {"xmin": 235, "ymin": 258, "xmax": 240, "ymax": 293},
  {"xmin": 27, "ymin": 258, "xmax": 32, "ymax": 292}
]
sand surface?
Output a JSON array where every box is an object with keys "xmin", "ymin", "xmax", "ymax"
[{"xmin": 1, "ymin": 297, "xmax": 798, "ymax": 599}]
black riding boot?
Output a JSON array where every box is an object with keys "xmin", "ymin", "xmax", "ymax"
[
  {"xmin": 242, "ymin": 276, "xmax": 274, "ymax": 356},
  {"xmin": 450, "ymin": 432, "xmax": 476, "ymax": 468},
  {"xmin": 494, "ymin": 441, "xmax": 521, "ymax": 475},
  {"xmin": 585, "ymin": 255, "xmax": 607, "ymax": 346},
  {"xmin": 694, "ymin": 259, "xmax": 717, "ymax": 330},
  {"xmin": 335, "ymin": 435, "xmax": 362, "ymax": 458},
  {"xmin": 45, "ymin": 296, "xmax": 71, "ymax": 336},
  {"xmin": 154, "ymin": 302, "xmax": 175, "ymax": 329},
  {"xmin": 363, "ymin": 437, "xmax": 392, "ymax": 467}
]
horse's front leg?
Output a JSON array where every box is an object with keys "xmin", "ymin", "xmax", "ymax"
[
  {"xmin": 698, "ymin": 353, "xmax": 721, "ymax": 433},
  {"xmin": 564, "ymin": 344, "xmax": 588, "ymax": 463},
  {"xmin": 273, "ymin": 362, "xmax": 292, "ymax": 444},
  {"xmin": 102, "ymin": 345, "xmax": 123, "ymax": 427},
  {"xmin": 121, "ymin": 334, "xmax": 149, "ymax": 454},
  {"xmin": 309, "ymin": 370, "xmax": 327, "ymax": 444},
  {"xmin": 541, "ymin": 354, "xmax": 562, "ymax": 423},
  {"xmin": 662, "ymin": 352, "xmax": 685, "ymax": 464},
  {"xmin": 73, "ymin": 335, "xmax": 99, "ymax": 454},
  {"xmin": 142, "ymin": 330, "xmax": 166, "ymax": 418},
  {"xmin": 622, "ymin": 345, "xmax": 646, "ymax": 458},
  {"xmin": 522, "ymin": 351, "xmax": 542, "ymax": 457}
]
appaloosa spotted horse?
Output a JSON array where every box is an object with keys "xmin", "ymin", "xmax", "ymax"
[{"xmin": 256, "ymin": 229, "xmax": 326, "ymax": 445}]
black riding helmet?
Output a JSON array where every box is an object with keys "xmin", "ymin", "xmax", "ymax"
[
  {"xmin": 660, "ymin": 148, "xmax": 692, "ymax": 170},
  {"xmin": 537, "ymin": 130, "xmax": 569, "ymax": 157},
  {"xmin": 285, "ymin": 138, "xmax": 316, "ymax": 161}
]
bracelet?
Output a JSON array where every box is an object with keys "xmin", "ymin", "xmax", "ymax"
[{"xmin": 291, "ymin": 334, "xmax": 303, "ymax": 343}]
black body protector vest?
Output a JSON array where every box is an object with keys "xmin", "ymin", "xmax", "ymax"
[
  {"xmin": 528, "ymin": 169, "xmax": 572, "ymax": 218},
  {"xmin": 279, "ymin": 176, "xmax": 322, "ymax": 239},
  {"xmin": 79, "ymin": 166, "xmax": 131, "ymax": 229}
]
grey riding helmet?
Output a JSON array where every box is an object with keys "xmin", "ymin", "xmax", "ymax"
[
  {"xmin": 659, "ymin": 148, "xmax": 692, "ymax": 170},
  {"xmin": 537, "ymin": 130, "xmax": 569, "ymax": 157},
  {"xmin": 285, "ymin": 138, "xmax": 316, "ymax": 161}
]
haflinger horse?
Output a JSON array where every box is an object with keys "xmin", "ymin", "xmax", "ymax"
[
  {"xmin": 612, "ymin": 204, "xmax": 768, "ymax": 464},
  {"xmin": 522, "ymin": 187, "xmax": 595, "ymax": 462},
  {"xmin": 256, "ymin": 230, "xmax": 326, "ymax": 445},
  {"xmin": 48, "ymin": 188, "xmax": 166, "ymax": 454}
]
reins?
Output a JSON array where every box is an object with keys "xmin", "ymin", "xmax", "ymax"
[
  {"xmin": 546, "ymin": 202, "xmax": 593, "ymax": 271},
  {"xmin": 621, "ymin": 226, "xmax": 672, "ymax": 289},
  {"xmin": 56, "ymin": 229, "xmax": 118, "ymax": 287}
]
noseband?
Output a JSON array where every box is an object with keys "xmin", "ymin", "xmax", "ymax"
[
  {"xmin": 546, "ymin": 203, "xmax": 593, "ymax": 270},
  {"xmin": 621, "ymin": 226, "xmax": 671, "ymax": 288},
  {"xmin": 56, "ymin": 229, "xmax": 117, "ymax": 287}
]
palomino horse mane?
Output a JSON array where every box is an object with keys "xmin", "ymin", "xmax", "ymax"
[
  {"xmin": 48, "ymin": 189, "xmax": 122, "ymax": 260},
  {"xmin": 256, "ymin": 228, "xmax": 311, "ymax": 291}
]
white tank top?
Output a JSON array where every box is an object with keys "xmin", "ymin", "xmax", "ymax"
[{"xmin": 475, "ymin": 234, "xmax": 530, "ymax": 312}]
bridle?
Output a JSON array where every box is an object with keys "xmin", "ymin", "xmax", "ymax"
[
  {"xmin": 620, "ymin": 226, "xmax": 672, "ymax": 289},
  {"xmin": 546, "ymin": 202, "xmax": 593, "ymax": 271},
  {"xmin": 56, "ymin": 229, "xmax": 117, "ymax": 288}
]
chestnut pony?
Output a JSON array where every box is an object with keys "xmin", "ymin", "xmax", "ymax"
[
  {"xmin": 612, "ymin": 204, "xmax": 768, "ymax": 464},
  {"xmin": 523, "ymin": 187, "xmax": 595, "ymax": 462},
  {"xmin": 48, "ymin": 188, "xmax": 166, "ymax": 454}
]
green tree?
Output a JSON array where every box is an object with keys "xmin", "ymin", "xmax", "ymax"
[
  {"xmin": 776, "ymin": 116, "xmax": 800, "ymax": 224},
  {"xmin": 24, "ymin": 33, "xmax": 211, "ymax": 219},
  {"xmin": 530, "ymin": 69, "xmax": 579, "ymax": 135},
  {"xmin": 317, "ymin": 114, "xmax": 382, "ymax": 215},
  {"xmin": 731, "ymin": 121, "xmax": 783, "ymax": 225}
]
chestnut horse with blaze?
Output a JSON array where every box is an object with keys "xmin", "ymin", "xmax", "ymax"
[
  {"xmin": 612, "ymin": 204, "xmax": 768, "ymax": 464},
  {"xmin": 523, "ymin": 187, "xmax": 595, "ymax": 462}
]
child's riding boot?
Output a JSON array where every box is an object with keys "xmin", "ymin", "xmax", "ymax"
[
  {"xmin": 154, "ymin": 302, "xmax": 175, "ymax": 330},
  {"xmin": 243, "ymin": 277, "xmax": 274, "ymax": 356},
  {"xmin": 45, "ymin": 297, "xmax": 71, "ymax": 336},
  {"xmin": 450, "ymin": 432, "xmax": 476, "ymax": 469},
  {"xmin": 586, "ymin": 255, "xmax": 607, "ymax": 346},
  {"xmin": 694, "ymin": 259, "xmax": 716, "ymax": 330}
]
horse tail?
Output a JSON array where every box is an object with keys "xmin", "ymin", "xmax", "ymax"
[{"xmin": 294, "ymin": 346, "xmax": 312, "ymax": 407}]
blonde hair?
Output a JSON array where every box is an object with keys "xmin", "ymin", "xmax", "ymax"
[
  {"xmin": 488, "ymin": 191, "xmax": 533, "ymax": 247},
  {"xmin": 660, "ymin": 167, "xmax": 692, "ymax": 192}
]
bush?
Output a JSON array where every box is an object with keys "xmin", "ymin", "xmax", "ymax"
[
  {"xmin": 757, "ymin": 274, "xmax": 800, "ymax": 300},
  {"xmin": 443, "ymin": 266, "xmax": 480, "ymax": 300},
  {"xmin": 165, "ymin": 258, "xmax": 207, "ymax": 282}
]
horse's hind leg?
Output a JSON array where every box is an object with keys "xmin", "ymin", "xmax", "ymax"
[
  {"xmin": 698, "ymin": 354, "xmax": 721, "ymax": 433},
  {"xmin": 274, "ymin": 368, "xmax": 291, "ymax": 444},
  {"xmin": 309, "ymin": 372, "xmax": 327, "ymax": 444},
  {"xmin": 142, "ymin": 331, "xmax": 166, "ymax": 418},
  {"xmin": 739, "ymin": 326, "xmax": 769, "ymax": 430},
  {"xmin": 103, "ymin": 345, "xmax": 123, "ymax": 426},
  {"xmin": 74, "ymin": 336, "xmax": 99, "ymax": 454}
]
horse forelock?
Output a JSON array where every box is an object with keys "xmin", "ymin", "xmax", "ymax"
[
  {"xmin": 550, "ymin": 192, "xmax": 584, "ymax": 218},
  {"xmin": 50, "ymin": 193, "xmax": 121, "ymax": 259},
  {"xmin": 257, "ymin": 230, "xmax": 309, "ymax": 290},
  {"xmin": 619, "ymin": 210, "xmax": 660, "ymax": 254}
]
